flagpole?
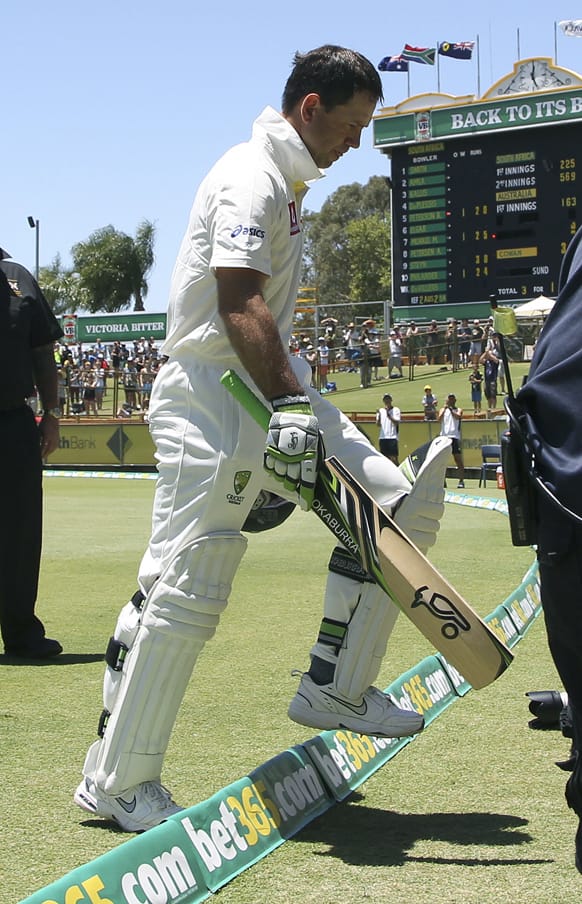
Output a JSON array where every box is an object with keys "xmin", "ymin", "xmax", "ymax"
[
  {"xmin": 517, "ymin": 27, "xmax": 521, "ymax": 60},
  {"xmin": 436, "ymin": 40, "xmax": 441, "ymax": 91},
  {"xmin": 554, "ymin": 20, "xmax": 558, "ymax": 64},
  {"xmin": 407, "ymin": 66, "xmax": 410, "ymax": 97},
  {"xmin": 476, "ymin": 34, "xmax": 481, "ymax": 97}
]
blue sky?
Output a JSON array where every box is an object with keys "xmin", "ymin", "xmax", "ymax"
[{"xmin": 4, "ymin": 0, "xmax": 581, "ymax": 311}]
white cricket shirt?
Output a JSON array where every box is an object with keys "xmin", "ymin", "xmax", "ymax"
[{"xmin": 162, "ymin": 107, "xmax": 323, "ymax": 364}]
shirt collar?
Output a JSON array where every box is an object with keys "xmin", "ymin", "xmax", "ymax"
[{"xmin": 252, "ymin": 106, "xmax": 324, "ymax": 186}]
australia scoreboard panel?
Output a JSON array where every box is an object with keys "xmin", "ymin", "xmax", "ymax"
[{"xmin": 391, "ymin": 121, "xmax": 580, "ymax": 307}]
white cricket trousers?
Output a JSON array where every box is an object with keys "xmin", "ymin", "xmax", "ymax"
[{"xmin": 88, "ymin": 355, "xmax": 408, "ymax": 793}]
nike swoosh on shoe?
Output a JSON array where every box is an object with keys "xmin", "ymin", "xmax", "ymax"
[
  {"xmin": 322, "ymin": 692, "xmax": 368, "ymax": 715},
  {"xmin": 116, "ymin": 795, "xmax": 137, "ymax": 813}
]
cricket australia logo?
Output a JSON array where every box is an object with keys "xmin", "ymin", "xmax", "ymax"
[
  {"xmin": 227, "ymin": 470, "xmax": 251, "ymax": 505},
  {"xmin": 411, "ymin": 586, "xmax": 471, "ymax": 639}
]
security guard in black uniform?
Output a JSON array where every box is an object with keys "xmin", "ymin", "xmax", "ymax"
[
  {"xmin": 517, "ymin": 225, "xmax": 582, "ymax": 873},
  {"xmin": 0, "ymin": 248, "xmax": 63, "ymax": 657}
]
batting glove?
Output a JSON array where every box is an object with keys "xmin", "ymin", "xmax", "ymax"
[
  {"xmin": 265, "ymin": 394, "xmax": 320, "ymax": 511},
  {"xmin": 394, "ymin": 436, "xmax": 451, "ymax": 554}
]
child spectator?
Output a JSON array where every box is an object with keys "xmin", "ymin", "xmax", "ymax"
[
  {"xmin": 469, "ymin": 365, "xmax": 483, "ymax": 414},
  {"xmin": 422, "ymin": 384, "xmax": 438, "ymax": 421}
]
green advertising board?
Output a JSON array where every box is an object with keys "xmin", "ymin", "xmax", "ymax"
[
  {"xmin": 60, "ymin": 313, "xmax": 167, "ymax": 344},
  {"xmin": 373, "ymin": 87, "xmax": 582, "ymax": 147}
]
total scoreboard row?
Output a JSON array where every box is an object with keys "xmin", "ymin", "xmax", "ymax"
[{"xmin": 390, "ymin": 121, "xmax": 581, "ymax": 307}]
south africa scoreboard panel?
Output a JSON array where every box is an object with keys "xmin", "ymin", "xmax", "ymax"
[{"xmin": 391, "ymin": 122, "xmax": 581, "ymax": 307}]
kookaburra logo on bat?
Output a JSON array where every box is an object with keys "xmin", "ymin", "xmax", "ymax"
[{"xmin": 411, "ymin": 586, "xmax": 471, "ymax": 639}]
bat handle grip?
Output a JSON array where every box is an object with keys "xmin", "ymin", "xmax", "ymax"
[{"xmin": 220, "ymin": 369, "xmax": 271, "ymax": 431}]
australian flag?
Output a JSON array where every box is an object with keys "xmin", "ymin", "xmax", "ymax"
[
  {"xmin": 378, "ymin": 54, "xmax": 409, "ymax": 72},
  {"xmin": 438, "ymin": 41, "xmax": 475, "ymax": 60}
]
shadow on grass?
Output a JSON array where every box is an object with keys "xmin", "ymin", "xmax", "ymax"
[
  {"xmin": 0, "ymin": 652, "xmax": 104, "ymax": 666},
  {"xmin": 295, "ymin": 797, "xmax": 551, "ymax": 867},
  {"xmin": 76, "ymin": 816, "xmax": 129, "ymax": 834}
]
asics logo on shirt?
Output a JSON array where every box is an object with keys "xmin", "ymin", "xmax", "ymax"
[{"xmin": 230, "ymin": 225, "xmax": 266, "ymax": 239}]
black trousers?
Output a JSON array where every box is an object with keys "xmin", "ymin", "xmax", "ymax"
[
  {"xmin": 537, "ymin": 496, "xmax": 582, "ymax": 753},
  {"xmin": 0, "ymin": 406, "xmax": 45, "ymax": 649}
]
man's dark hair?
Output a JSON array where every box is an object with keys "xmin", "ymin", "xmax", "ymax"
[{"xmin": 282, "ymin": 45, "xmax": 383, "ymax": 114}]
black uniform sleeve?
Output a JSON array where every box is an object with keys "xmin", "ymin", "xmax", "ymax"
[{"xmin": 517, "ymin": 226, "xmax": 582, "ymax": 517}]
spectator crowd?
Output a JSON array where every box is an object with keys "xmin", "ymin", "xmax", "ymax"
[
  {"xmin": 46, "ymin": 318, "xmax": 504, "ymax": 417},
  {"xmin": 289, "ymin": 315, "xmax": 503, "ymax": 393},
  {"xmin": 46, "ymin": 337, "xmax": 163, "ymax": 417}
]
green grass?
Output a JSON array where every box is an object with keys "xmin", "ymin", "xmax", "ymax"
[
  {"xmin": 2, "ymin": 477, "xmax": 575, "ymax": 903},
  {"xmin": 325, "ymin": 361, "xmax": 531, "ymax": 416}
]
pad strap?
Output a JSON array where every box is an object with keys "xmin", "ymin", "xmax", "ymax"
[
  {"xmin": 130, "ymin": 589, "xmax": 145, "ymax": 609},
  {"xmin": 328, "ymin": 546, "xmax": 374, "ymax": 583},
  {"xmin": 97, "ymin": 709, "xmax": 110, "ymax": 738},
  {"xmin": 105, "ymin": 637, "xmax": 128, "ymax": 672},
  {"xmin": 316, "ymin": 618, "xmax": 347, "ymax": 651}
]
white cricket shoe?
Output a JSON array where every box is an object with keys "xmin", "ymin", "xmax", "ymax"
[
  {"xmin": 74, "ymin": 777, "xmax": 183, "ymax": 832},
  {"xmin": 288, "ymin": 673, "xmax": 424, "ymax": 738}
]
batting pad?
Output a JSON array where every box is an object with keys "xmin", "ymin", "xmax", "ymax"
[
  {"xmin": 103, "ymin": 596, "xmax": 143, "ymax": 714},
  {"xmin": 311, "ymin": 562, "xmax": 400, "ymax": 700},
  {"xmin": 89, "ymin": 532, "xmax": 246, "ymax": 794},
  {"xmin": 334, "ymin": 583, "xmax": 400, "ymax": 699}
]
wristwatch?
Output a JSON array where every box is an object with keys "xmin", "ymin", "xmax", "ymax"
[{"xmin": 44, "ymin": 407, "xmax": 62, "ymax": 418}]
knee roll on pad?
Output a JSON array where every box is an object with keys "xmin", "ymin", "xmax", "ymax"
[
  {"xmin": 91, "ymin": 533, "xmax": 247, "ymax": 793},
  {"xmin": 141, "ymin": 532, "xmax": 248, "ymax": 637}
]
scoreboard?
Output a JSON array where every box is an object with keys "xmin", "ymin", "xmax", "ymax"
[{"xmin": 390, "ymin": 122, "xmax": 580, "ymax": 307}]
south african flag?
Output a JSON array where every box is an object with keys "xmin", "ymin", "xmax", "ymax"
[{"xmin": 401, "ymin": 44, "xmax": 436, "ymax": 65}]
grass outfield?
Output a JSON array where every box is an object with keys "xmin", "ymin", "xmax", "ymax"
[
  {"xmin": 2, "ymin": 475, "xmax": 577, "ymax": 903},
  {"xmin": 305, "ymin": 361, "xmax": 532, "ymax": 416}
]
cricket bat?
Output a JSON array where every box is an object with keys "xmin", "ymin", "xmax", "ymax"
[{"xmin": 221, "ymin": 369, "xmax": 513, "ymax": 689}]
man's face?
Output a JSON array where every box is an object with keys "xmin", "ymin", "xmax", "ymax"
[{"xmin": 297, "ymin": 91, "xmax": 377, "ymax": 169}]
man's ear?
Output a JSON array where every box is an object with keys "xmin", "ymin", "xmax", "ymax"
[{"xmin": 299, "ymin": 93, "xmax": 321, "ymax": 123}]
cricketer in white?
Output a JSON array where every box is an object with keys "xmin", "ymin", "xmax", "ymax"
[{"xmin": 75, "ymin": 46, "xmax": 449, "ymax": 832}]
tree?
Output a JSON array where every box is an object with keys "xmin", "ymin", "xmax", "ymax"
[
  {"xmin": 71, "ymin": 220, "xmax": 155, "ymax": 313},
  {"xmin": 131, "ymin": 220, "xmax": 156, "ymax": 312},
  {"xmin": 39, "ymin": 254, "xmax": 87, "ymax": 315},
  {"xmin": 302, "ymin": 176, "xmax": 391, "ymax": 311},
  {"xmin": 346, "ymin": 214, "xmax": 391, "ymax": 303}
]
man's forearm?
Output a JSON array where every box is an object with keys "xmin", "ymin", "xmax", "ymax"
[
  {"xmin": 31, "ymin": 344, "xmax": 59, "ymax": 409},
  {"xmin": 223, "ymin": 300, "xmax": 302, "ymax": 400},
  {"xmin": 217, "ymin": 269, "xmax": 304, "ymax": 402}
]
